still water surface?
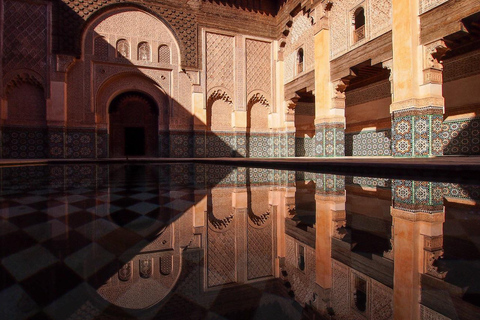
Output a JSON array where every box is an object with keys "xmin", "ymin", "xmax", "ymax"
[{"xmin": 0, "ymin": 163, "xmax": 479, "ymax": 319}]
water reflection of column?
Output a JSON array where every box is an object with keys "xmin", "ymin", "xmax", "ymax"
[
  {"xmin": 274, "ymin": 185, "xmax": 294, "ymax": 277},
  {"xmin": 391, "ymin": 179, "xmax": 445, "ymax": 320},
  {"xmin": 315, "ymin": 174, "xmax": 346, "ymax": 312},
  {"xmin": 233, "ymin": 187, "xmax": 247, "ymax": 283}
]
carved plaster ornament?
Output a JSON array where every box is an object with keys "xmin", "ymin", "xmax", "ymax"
[
  {"xmin": 424, "ymin": 235, "xmax": 447, "ymax": 279},
  {"xmin": 208, "ymin": 210, "xmax": 234, "ymax": 230},
  {"xmin": 138, "ymin": 42, "xmax": 150, "ymax": 61},
  {"xmin": 207, "ymin": 89, "xmax": 233, "ymax": 109},
  {"xmin": 286, "ymin": 204, "xmax": 296, "ymax": 216},
  {"xmin": 248, "ymin": 206, "xmax": 271, "ymax": 226},
  {"xmin": 117, "ymin": 39, "xmax": 129, "ymax": 58},
  {"xmin": 248, "ymin": 92, "xmax": 270, "ymax": 110},
  {"xmin": 187, "ymin": 0, "xmax": 201, "ymax": 10},
  {"xmin": 118, "ymin": 262, "xmax": 132, "ymax": 281},
  {"xmin": 423, "ymin": 40, "xmax": 450, "ymax": 84},
  {"xmin": 56, "ymin": 54, "xmax": 76, "ymax": 73},
  {"xmin": 5, "ymin": 73, "xmax": 44, "ymax": 96},
  {"xmin": 139, "ymin": 259, "xmax": 153, "ymax": 278}
]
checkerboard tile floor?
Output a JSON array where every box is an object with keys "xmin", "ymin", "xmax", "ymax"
[{"xmin": 0, "ymin": 166, "xmax": 198, "ymax": 320}]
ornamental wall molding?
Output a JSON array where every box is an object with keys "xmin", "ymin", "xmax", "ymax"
[
  {"xmin": 4, "ymin": 71, "xmax": 45, "ymax": 97},
  {"xmin": 247, "ymin": 92, "xmax": 270, "ymax": 110},
  {"xmin": 207, "ymin": 88, "xmax": 233, "ymax": 109}
]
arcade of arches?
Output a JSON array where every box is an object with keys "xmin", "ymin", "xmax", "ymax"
[{"xmin": 1, "ymin": 0, "xmax": 479, "ymax": 159}]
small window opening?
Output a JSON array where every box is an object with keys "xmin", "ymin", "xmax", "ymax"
[
  {"xmin": 353, "ymin": 275, "xmax": 367, "ymax": 312},
  {"xmin": 297, "ymin": 48, "xmax": 304, "ymax": 75},
  {"xmin": 297, "ymin": 245, "xmax": 305, "ymax": 271},
  {"xmin": 353, "ymin": 7, "xmax": 365, "ymax": 43}
]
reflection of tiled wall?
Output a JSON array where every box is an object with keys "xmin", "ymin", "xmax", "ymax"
[
  {"xmin": 392, "ymin": 180, "xmax": 443, "ymax": 212},
  {"xmin": 170, "ymin": 131, "xmax": 193, "ymax": 158},
  {"xmin": 392, "ymin": 107, "xmax": 443, "ymax": 157},
  {"xmin": 442, "ymin": 117, "xmax": 480, "ymax": 155},
  {"xmin": 316, "ymin": 174, "xmax": 345, "ymax": 195},
  {"xmin": 66, "ymin": 129, "xmax": 96, "ymax": 158},
  {"xmin": 295, "ymin": 137, "xmax": 315, "ymax": 157},
  {"xmin": 1, "ymin": 127, "xmax": 47, "ymax": 159},
  {"xmin": 345, "ymin": 129, "xmax": 391, "ymax": 156},
  {"xmin": 315, "ymin": 124, "xmax": 345, "ymax": 157}
]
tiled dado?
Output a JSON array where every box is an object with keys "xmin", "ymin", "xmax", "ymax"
[
  {"xmin": 158, "ymin": 131, "xmax": 170, "ymax": 158},
  {"xmin": 206, "ymin": 132, "xmax": 237, "ymax": 158},
  {"xmin": 170, "ymin": 131, "xmax": 193, "ymax": 158},
  {"xmin": 345, "ymin": 129, "xmax": 391, "ymax": 156},
  {"xmin": 47, "ymin": 127, "xmax": 65, "ymax": 158},
  {"xmin": 1, "ymin": 126, "xmax": 48, "ymax": 159},
  {"xmin": 316, "ymin": 173, "xmax": 345, "ymax": 195},
  {"xmin": 97, "ymin": 129, "xmax": 108, "ymax": 158},
  {"xmin": 442, "ymin": 117, "xmax": 480, "ymax": 155},
  {"xmin": 315, "ymin": 123, "xmax": 345, "ymax": 157},
  {"xmin": 295, "ymin": 136, "xmax": 316, "ymax": 157},
  {"xmin": 247, "ymin": 133, "xmax": 274, "ymax": 158},
  {"xmin": 392, "ymin": 107, "xmax": 443, "ymax": 157},
  {"xmin": 66, "ymin": 129, "xmax": 96, "ymax": 158}
]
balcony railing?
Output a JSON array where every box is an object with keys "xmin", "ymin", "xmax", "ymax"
[{"xmin": 354, "ymin": 25, "xmax": 365, "ymax": 43}]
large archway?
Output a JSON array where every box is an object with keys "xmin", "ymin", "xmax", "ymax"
[{"xmin": 109, "ymin": 92, "xmax": 159, "ymax": 157}]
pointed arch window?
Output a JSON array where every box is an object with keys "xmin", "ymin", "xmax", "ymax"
[
  {"xmin": 116, "ymin": 39, "xmax": 129, "ymax": 58},
  {"xmin": 353, "ymin": 7, "xmax": 365, "ymax": 43},
  {"xmin": 297, "ymin": 48, "xmax": 304, "ymax": 75},
  {"xmin": 158, "ymin": 45, "xmax": 171, "ymax": 64},
  {"xmin": 138, "ymin": 42, "xmax": 150, "ymax": 61}
]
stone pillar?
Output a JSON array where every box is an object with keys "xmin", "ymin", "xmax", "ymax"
[
  {"xmin": 391, "ymin": 179, "xmax": 445, "ymax": 319},
  {"xmin": 314, "ymin": 5, "xmax": 345, "ymax": 157},
  {"xmin": 285, "ymin": 98, "xmax": 297, "ymax": 157},
  {"xmin": 391, "ymin": 0, "xmax": 447, "ymax": 157},
  {"xmin": 48, "ymin": 54, "xmax": 75, "ymax": 158},
  {"xmin": 193, "ymin": 89, "xmax": 206, "ymax": 158}
]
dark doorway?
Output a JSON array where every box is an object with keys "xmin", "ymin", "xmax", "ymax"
[
  {"xmin": 125, "ymin": 127, "xmax": 145, "ymax": 156},
  {"xmin": 109, "ymin": 92, "xmax": 159, "ymax": 157}
]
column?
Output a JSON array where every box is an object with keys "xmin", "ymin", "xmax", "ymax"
[
  {"xmin": 193, "ymin": 82, "xmax": 206, "ymax": 158},
  {"xmin": 48, "ymin": 54, "xmax": 75, "ymax": 158},
  {"xmin": 391, "ymin": 179, "xmax": 445, "ymax": 319},
  {"xmin": 314, "ymin": 5, "xmax": 345, "ymax": 157},
  {"xmin": 390, "ymin": 0, "xmax": 448, "ymax": 157}
]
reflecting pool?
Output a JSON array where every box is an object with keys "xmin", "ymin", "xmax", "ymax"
[{"xmin": 0, "ymin": 163, "xmax": 479, "ymax": 319}]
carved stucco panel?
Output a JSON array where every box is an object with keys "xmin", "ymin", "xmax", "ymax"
[
  {"xmin": 284, "ymin": 12, "xmax": 315, "ymax": 84},
  {"xmin": 419, "ymin": 0, "xmax": 449, "ymax": 15},
  {"xmin": 246, "ymin": 39, "xmax": 272, "ymax": 98},
  {"xmin": 330, "ymin": 0, "xmax": 392, "ymax": 59},
  {"xmin": 3, "ymin": 0, "xmax": 48, "ymax": 76},
  {"xmin": 206, "ymin": 32, "xmax": 235, "ymax": 96}
]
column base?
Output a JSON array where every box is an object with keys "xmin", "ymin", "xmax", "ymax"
[
  {"xmin": 391, "ymin": 106, "xmax": 443, "ymax": 157},
  {"xmin": 315, "ymin": 123, "xmax": 345, "ymax": 157}
]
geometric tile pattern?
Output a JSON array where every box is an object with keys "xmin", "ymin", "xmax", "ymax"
[
  {"xmin": 96, "ymin": 130, "xmax": 108, "ymax": 158},
  {"xmin": 170, "ymin": 132, "xmax": 193, "ymax": 158},
  {"xmin": 247, "ymin": 134, "xmax": 273, "ymax": 158},
  {"xmin": 345, "ymin": 129, "xmax": 391, "ymax": 156},
  {"xmin": 66, "ymin": 129, "xmax": 96, "ymax": 159},
  {"xmin": 1, "ymin": 127, "xmax": 48, "ymax": 159},
  {"xmin": 48, "ymin": 128, "xmax": 65, "ymax": 159},
  {"xmin": 442, "ymin": 117, "xmax": 480, "ymax": 155},
  {"xmin": 295, "ymin": 137, "xmax": 315, "ymax": 157},
  {"xmin": 315, "ymin": 123, "xmax": 345, "ymax": 157},
  {"xmin": 206, "ymin": 133, "xmax": 237, "ymax": 158},
  {"xmin": 392, "ymin": 107, "xmax": 443, "ymax": 157}
]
